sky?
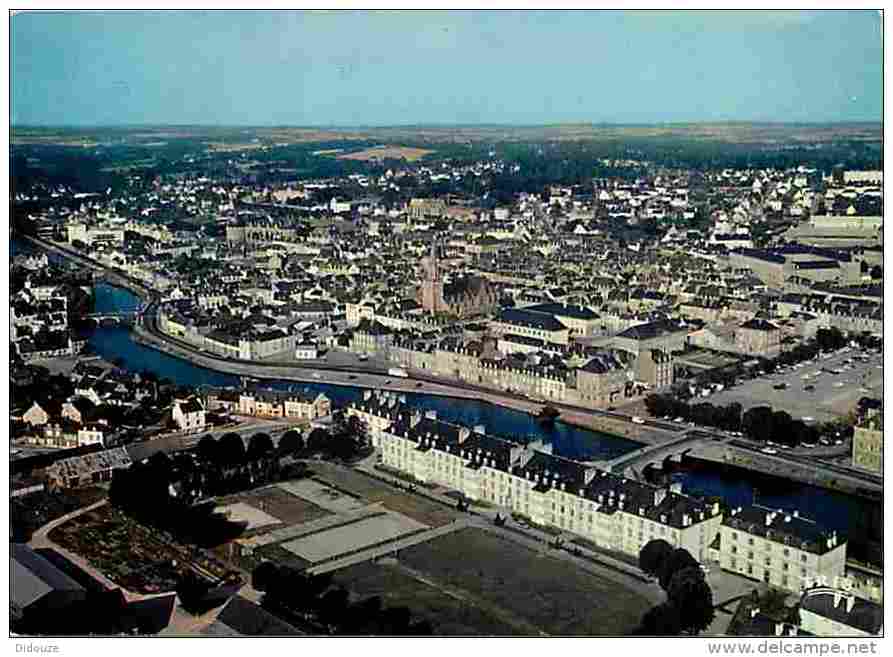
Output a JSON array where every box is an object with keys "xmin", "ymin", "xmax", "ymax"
[{"xmin": 10, "ymin": 9, "xmax": 884, "ymax": 126}]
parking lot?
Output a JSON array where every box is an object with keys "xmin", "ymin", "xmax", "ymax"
[{"xmin": 705, "ymin": 347, "xmax": 882, "ymax": 424}]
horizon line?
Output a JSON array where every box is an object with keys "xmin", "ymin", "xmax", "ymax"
[{"xmin": 11, "ymin": 119, "xmax": 883, "ymax": 131}]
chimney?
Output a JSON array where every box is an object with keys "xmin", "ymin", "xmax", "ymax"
[{"xmin": 793, "ymin": 510, "xmax": 799, "ymax": 518}]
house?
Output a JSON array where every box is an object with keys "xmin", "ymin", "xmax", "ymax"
[
  {"xmin": 77, "ymin": 424, "xmax": 105, "ymax": 448},
  {"xmin": 61, "ymin": 397, "xmax": 97, "ymax": 425},
  {"xmin": 22, "ymin": 401, "xmax": 50, "ymax": 427},
  {"xmin": 735, "ymin": 318, "xmax": 782, "ymax": 358},
  {"xmin": 294, "ymin": 342, "xmax": 319, "ymax": 360},
  {"xmin": 172, "ymin": 396, "xmax": 206, "ymax": 434}
]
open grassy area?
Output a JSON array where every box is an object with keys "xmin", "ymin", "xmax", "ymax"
[
  {"xmin": 308, "ymin": 463, "xmax": 457, "ymax": 527},
  {"xmin": 392, "ymin": 527, "xmax": 651, "ymax": 635},
  {"xmin": 333, "ymin": 559, "xmax": 526, "ymax": 636}
]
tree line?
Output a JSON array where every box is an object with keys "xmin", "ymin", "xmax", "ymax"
[{"xmin": 252, "ymin": 562, "xmax": 434, "ymax": 635}]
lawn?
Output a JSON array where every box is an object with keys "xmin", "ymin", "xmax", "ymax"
[
  {"xmin": 333, "ymin": 560, "xmax": 525, "ymax": 636},
  {"xmin": 395, "ymin": 527, "xmax": 651, "ymax": 636},
  {"xmin": 308, "ymin": 463, "xmax": 457, "ymax": 527}
]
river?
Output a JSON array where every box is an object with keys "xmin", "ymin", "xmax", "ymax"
[{"xmin": 87, "ymin": 283, "xmax": 643, "ymax": 462}]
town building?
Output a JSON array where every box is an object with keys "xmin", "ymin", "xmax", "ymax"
[
  {"xmin": 851, "ymin": 414, "xmax": 882, "ymax": 474},
  {"xmin": 172, "ymin": 396, "xmax": 207, "ymax": 434},
  {"xmin": 798, "ymin": 585, "xmax": 883, "ymax": 637},
  {"xmin": 718, "ymin": 505, "xmax": 846, "ymax": 594}
]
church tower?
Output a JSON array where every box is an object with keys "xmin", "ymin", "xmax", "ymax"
[{"xmin": 419, "ymin": 240, "xmax": 444, "ymax": 314}]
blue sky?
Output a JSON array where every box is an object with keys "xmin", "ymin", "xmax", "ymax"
[{"xmin": 11, "ymin": 10, "xmax": 883, "ymax": 126}]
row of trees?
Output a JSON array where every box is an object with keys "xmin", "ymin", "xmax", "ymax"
[
  {"xmin": 635, "ymin": 540, "xmax": 715, "ymax": 635},
  {"xmin": 253, "ymin": 562, "xmax": 433, "ymax": 635},
  {"xmin": 644, "ymin": 392, "xmax": 830, "ymax": 447}
]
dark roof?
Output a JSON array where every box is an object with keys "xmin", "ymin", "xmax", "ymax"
[
  {"xmin": 11, "ymin": 543, "xmax": 85, "ymax": 610},
  {"xmin": 496, "ymin": 308, "xmax": 567, "ymax": 332},
  {"xmin": 723, "ymin": 505, "xmax": 843, "ymax": 555},
  {"xmin": 525, "ymin": 302, "xmax": 598, "ymax": 320},
  {"xmin": 580, "ymin": 352, "xmax": 625, "ymax": 374},
  {"xmin": 616, "ymin": 319, "xmax": 685, "ymax": 341},
  {"xmin": 178, "ymin": 397, "xmax": 204, "ymax": 414},
  {"xmin": 205, "ymin": 596, "xmax": 303, "ymax": 636},
  {"xmin": 739, "ymin": 319, "xmax": 779, "ymax": 332},
  {"xmin": 799, "ymin": 588, "xmax": 883, "ymax": 635}
]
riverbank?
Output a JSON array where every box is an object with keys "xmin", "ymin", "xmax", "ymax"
[
  {"xmin": 685, "ymin": 441, "xmax": 881, "ymax": 499},
  {"xmin": 131, "ymin": 323, "xmax": 665, "ymax": 446}
]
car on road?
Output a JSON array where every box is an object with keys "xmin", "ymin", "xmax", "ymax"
[
  {"xmin": 761, "ymin": 447, "xmax": 778, "ymax": 455},
  {"xmin": 674, "ymin": 417, "xmax": 685, "ymax": 423},
  {"xmin": 348, "ymin": 375, "xmax": 357, "ymax": 380},
  {"xmin": 804, "ymin": 385, "xmax": 815, "ymax": 391},
  {"xmin": 631, "ymin": 416, "xmax": 646, "ymax": 425},
  {"xmin": 773, "ymin": 383, "xmax": 788, "ymax": 390},
  {"xmin": 312, "ymin": 373, "xmax": 321, "ymax": 379}
]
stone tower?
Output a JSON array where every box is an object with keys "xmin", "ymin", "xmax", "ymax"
[{"xmin": 419, "ymin": 240, "xmax": 445, "ymax": 314}]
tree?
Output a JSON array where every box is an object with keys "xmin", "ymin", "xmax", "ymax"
[
  {"xmin": 197, "ymin": 434, "xmax": 217, "ymax": 462},
  {"xmin": 770, "ymin": 410, "xmax": 793, "ymax": 442},
  {"xmin": 657, "ymin": 548, "xmax": 700, "ymax": 590},
  {"xmin": 307, "ymin": 428, "xmax": 330, "ymax": 454},
  {"xmin": 742, "ymin": 406, "xmax": 774, "ymax": 441},
  {"xmin": 252, "ymin": 561, "xmax": 280, "ymax": 592},
  {"xmin": 247, "ymin": 432, "xmax": 274, "ymax": 461},
  {"xmin": 639, "ymin": 539, "xmax": 674, "ymax": 577},
  {"xmin": 218, "ymin": 432, "xmax": 246, "ymax": 466},
  {"xmin": 667, "ymin": 567, "xmax": 715, "ymax": 635},
  {"xmin": 636, "ymin": 602, "xmax": 683, "ymax": 636},
  {"xmin": 278, "ymin": 429, "xmax": 304, "ymax": 456}
]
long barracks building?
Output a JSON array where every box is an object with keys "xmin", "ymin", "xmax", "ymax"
[{"xmin": 348, "ymin": 391, "xmax": 722, "ymax": 562}]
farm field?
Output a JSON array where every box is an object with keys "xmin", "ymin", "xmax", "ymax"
[{"xmin": 336, "ymin": 145, "xmax": 434, "ymax": 162}]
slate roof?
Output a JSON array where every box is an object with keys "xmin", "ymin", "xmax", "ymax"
[
  {"xmin": 203, "ymin": 596, "xmax": 303, "ymax": 636},
  {"xmin": 525, "ymin": 302, "xmax": 598, "ymax": 320},
  {"xmin": 723, "ymin": 505, "xmax": 843, "ymax": 555},
  {"xmin": 496, "ymin": 308, "xmax": 567, "ymax": 332},
  {"xmin": 11, "ymin": 543, "xmax": 85, "ymax": 611},
  {"xmin": 800, "ymin": 589, "xmax": 883, "ymax": 635}
]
